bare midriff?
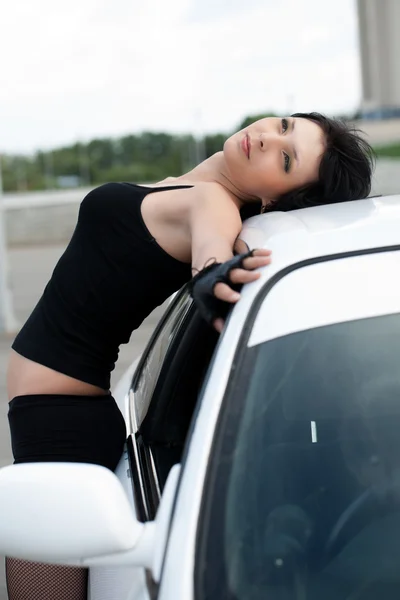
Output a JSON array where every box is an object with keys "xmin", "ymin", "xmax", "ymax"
[{"xmin": 7, "ymin": 350, "xmax": 108, "ymax": 400}]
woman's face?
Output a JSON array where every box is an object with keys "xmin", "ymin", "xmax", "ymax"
[{"xmin": 223, "ymin": 116, "xmax": 325, "ymax": 205}]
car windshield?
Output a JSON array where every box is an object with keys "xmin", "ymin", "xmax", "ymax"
[{"xmin": 196, "ymin": 313, "xmax": 400, "ymax": 600}]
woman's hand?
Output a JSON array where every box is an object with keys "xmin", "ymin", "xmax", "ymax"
[
  {"xmin": 212, "ymin": 248, "xmax": 271, "ymax": 331},
  {"xmin": 188, "ymin": 185, "xmax": 272, "ymax": 330},
  {"xmin": 189, "ymin": 248, "xmax": 272, "ymax": 332}
]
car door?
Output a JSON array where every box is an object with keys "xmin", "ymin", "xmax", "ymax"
[{"xmin": 128, "ymin": 285, "xmax": 219, "ymax": 522}]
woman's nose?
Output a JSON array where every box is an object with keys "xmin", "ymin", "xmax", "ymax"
[{"xmin": 259, "ymin": 132, "xmax": 280, "ymax": 151}]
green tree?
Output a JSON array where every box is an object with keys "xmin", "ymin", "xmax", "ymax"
[{"xmin": 204, "ymin": 133, "xmax": 226, "ymax": 157}]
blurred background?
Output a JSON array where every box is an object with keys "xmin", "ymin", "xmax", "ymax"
[
  {"xmin": 2, "ymin": 0, "xmax": 400, "ymax": 196},
  {"xmin": 0, "ymin": 0, "xmax": 400, "ymax": 595}
]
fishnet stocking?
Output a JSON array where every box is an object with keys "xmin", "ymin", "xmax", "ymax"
[{"xmin": 6, "ymin": 558, "xmax": 88, "ymax": 600}]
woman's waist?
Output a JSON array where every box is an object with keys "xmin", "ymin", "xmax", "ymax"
[{"xmin": 7, "ymin": 350, "xmax": 108, "ymax": 400}]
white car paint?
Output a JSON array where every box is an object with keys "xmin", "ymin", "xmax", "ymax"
[{"xmin": 248, "ymin": 250, "xmax": 400, "ymax": 347}]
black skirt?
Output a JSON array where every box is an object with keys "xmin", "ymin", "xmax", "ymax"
[{"xmin": 8, "ymin": 394, "xmax": 126, "ymax": 472}]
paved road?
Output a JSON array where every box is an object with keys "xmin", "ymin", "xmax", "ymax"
[{"xmin": 0, "ymin": 244, "xmax": 166, "ymax": 600}]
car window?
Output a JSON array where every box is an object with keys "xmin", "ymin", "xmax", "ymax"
[
  {"xmin": 131, "ymin": 287, "xmax": 193, "ymax": 428},
  {"xmin": 129, "ymin": 285, "xmax": 219, "ymax": 521},
  {"xmin": 196, "ymin": 250, "xmax": 400, "ymax": 600}
]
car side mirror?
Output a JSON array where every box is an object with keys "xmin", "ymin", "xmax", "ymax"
[{"xmin": 0, "ymin": 461, "xmax": 181, "ymax": 578}]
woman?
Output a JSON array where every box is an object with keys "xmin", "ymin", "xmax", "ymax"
[{"xmin": 5, "ymin": 113, "xmax": 373, "ymax": 600}]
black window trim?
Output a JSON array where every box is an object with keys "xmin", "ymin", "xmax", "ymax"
[
  {"xmin": 127, "ymin": 433, "xmax": 160, "ymax": 522},
  {"xmin": 195, "ymin": 243, "xmax": 400, "ymax": 600},
  {"xmin": 127, "ymin": 434, "xmax": 148, "ymax": 522}
]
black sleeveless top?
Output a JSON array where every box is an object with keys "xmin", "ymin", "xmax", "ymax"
[{"xmin": 12, "ymin": 183, "xmax": 193, "ymax": 390}]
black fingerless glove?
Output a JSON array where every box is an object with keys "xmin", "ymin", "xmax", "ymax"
[{"xmin": 188, "ymin": 250, "xmax": 255, "ymax": 325}]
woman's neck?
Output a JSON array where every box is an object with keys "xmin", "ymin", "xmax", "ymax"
[{"xmin": 176, "ymin": 152, "xmax": 257, "ymax": 206}]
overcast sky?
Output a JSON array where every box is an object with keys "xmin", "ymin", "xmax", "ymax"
[{"xmin": 1, "ymin": 0, "xmax": 361, "ymax": 153}]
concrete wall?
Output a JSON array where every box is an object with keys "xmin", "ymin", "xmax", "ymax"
[
  {"xmin": 3, "ymin": 187, "xmax": 91, "ymax": 247},
  {"xmin": 5, "ymin": 201, "xmax": 81, "ymax": 246}
]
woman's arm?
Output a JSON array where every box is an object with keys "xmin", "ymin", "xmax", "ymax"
[
  {"xmin": 190, "ymin": 185, "xmax": 241, "ymax": 271},
  {"xmin": 189, "ymin": 184, "xmax": 271, "ymax": 331}
]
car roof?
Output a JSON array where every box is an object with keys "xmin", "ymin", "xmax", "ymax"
[
  {"xmin": 232, "ymin": 193, "xmax": 400, "ymax": 338},
  {"xmin": 248, "ymin": 250, "xmax": 400, "ymax": 347},
  {"xmin": 239, "ymin": 194, "xmax": 400, "ymax": 261}
]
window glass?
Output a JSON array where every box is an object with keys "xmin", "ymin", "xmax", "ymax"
[
  {"xmin": 132, "ymin": 289, "xmax": 192, "ymax": 426},
  {"xmin": 197, "ymin": 313, "xmax": 400, "ymax": 599}
]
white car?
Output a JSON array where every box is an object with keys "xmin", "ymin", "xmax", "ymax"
[{"xmin": 2, "ymin": 194, "xmax": 400, "ymax": 600}]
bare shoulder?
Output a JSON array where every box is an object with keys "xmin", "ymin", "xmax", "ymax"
[
  {"xmin": 189, "ymin": 182, "xmax": 244, "ymax": 269},
  {"xmin": 189, "ymin": 181, "xmax": 236, "ymax": 203},
  {"xmin": 189, "ymin": 182, "xmax": 241, "ymax": 224}
]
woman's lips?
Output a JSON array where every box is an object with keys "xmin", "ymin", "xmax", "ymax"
[{"xmin": 241, "ymin": 134, "xmax": 250, "ymax": 159}]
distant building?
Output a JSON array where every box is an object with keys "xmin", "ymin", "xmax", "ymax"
[{"xmin": 358, "ymin": 0, "xmax": 400, "ymax": 119}]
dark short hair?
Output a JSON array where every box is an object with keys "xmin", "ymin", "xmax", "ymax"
[{"xmin": 241, "ymin": 112, "xmax": 375, "ymax": 219}]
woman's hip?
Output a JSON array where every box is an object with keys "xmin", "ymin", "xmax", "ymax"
[{"xmin": 8, "ymin": 393, "xmax": 126, "ymax": 472}]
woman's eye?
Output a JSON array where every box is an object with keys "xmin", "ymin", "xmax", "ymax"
[
  {"xmin": 283, "ymin": 152, "xmax": 291, "ymax": 173},
  {"xmin": 281, "ymin": 118, "xmax": 289, "ymax": 133}
]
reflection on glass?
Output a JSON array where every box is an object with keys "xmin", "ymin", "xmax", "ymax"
[{"xmin": 133, "ymin": 289, "xmax": 192, "ymax": 424}]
